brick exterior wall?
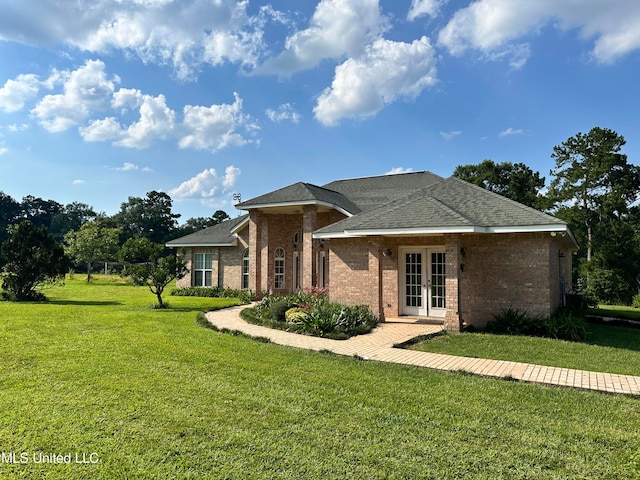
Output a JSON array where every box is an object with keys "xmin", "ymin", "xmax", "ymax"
[
  {"xmin": 458, "ymin": 232, "xmax": 570, "ymax": 327},
  {"xmin": 328, "ymin": 232, "xmax": 571, "ymax": 330},
  {"xmin": 176, "ymin": 207, "xmax": 572, "ymax": 333},
  {"xmin": 175, "ymin": 223, "xmax": 249, "ymax": 290},
  {"xmin": 329, "ymin": 237, "xmax": 382, "ymax": 312},
  {"xmin": 248, "ymin": 207, "xmax": 347, "ymax": 298}
]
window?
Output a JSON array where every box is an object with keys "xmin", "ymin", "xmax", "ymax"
[
  {"xmin": 274, "ymin": 247, "xmax": 285, "ymax": 289},
  {"xmin": 194, "ymin": 253, "xmax": 213, "ymax": 287},
  {"xmin": 430, "ymin": 252, "xmax": 446, "ymax": 309},
  {"xmin": 293, "ymin": 252, "xmax": 300, "ymax": 291},
  {"xmin": 317, "ymin": 251, "xmax": 328, "ymax": 288},
  {"xmin": 242, "ymin": 249, "xmax": 249, "ymax": 290}
]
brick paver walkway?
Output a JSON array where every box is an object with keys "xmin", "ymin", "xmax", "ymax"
[{"xmin": 206, "ymin": 305, "xmax": 640, "ymax": 396}]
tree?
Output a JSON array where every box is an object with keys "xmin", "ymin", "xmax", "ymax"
[
  {"xmin": 0, "ymin": 220, "xmax": 67, "ymax": 300},
  {"xmin": 453, "ymin": 160, "xmax": 546, "ymax": 208},
  {"xmin": 122, "ymin": 238, "xmax": 187, "ymax": 308},
  {"xmin": 547, "ymin": 127, "xmax": 640, "ymax": 303},
  {"xmin": 0, "ymin": 191, "xmax": 21, "ymax": 247},
  {"xmin": 176, "ymin": 210, "xmax": 231, "ymax": 236},
  {"xmin": 20, "ymin": 195, "xmax": 63, "ymax": 230},
  {"xmin": 547, "ymin": 127, "xmax": 640, "ymax": 263},
  {"xmin": 64, "ymin": 221, "xmax": 121, "ymax": 282},
  {"xmin": 50, "ymin": 202, "xmax": 97, "ymax": 240},
  {"xmin": 113, "ymin": 191, "xmax": 180, "ymax": 243}
]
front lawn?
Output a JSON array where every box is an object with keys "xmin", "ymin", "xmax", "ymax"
[
  {"xmin": 1, "ymin": 278, "xmax": 639, "ymax": 478},
  {"xmin": 590, "ymin": 304, "xmax": 640, "ymax": 321},
  {"xmin": 408, "ymin": 322, "xmax": 640, "ymax": 376}
]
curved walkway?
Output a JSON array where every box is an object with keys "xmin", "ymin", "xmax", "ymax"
[{"xmin": 206, "ymin": 305, "xmax": 640, "ymax": 396}]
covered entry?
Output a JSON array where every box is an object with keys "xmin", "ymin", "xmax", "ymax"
[{"xmin": 400, "ymin": 247, "xmax": 446, "ymax": 318}]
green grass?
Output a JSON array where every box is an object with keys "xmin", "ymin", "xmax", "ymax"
[
  {"xmin": 590, "ymin": 304, "xmax": 640, "ymax": 321},
  {"xmin": 1, "ymin": 277, "xmax": 640, "ymax": 478},
  {"xmin": 408, "ymin": 323, "xmax": 640, "ymax": 376}
]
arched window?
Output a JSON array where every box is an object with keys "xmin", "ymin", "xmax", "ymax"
[
  {"xmin": 274, "ymin": 247, "xmax": 285, "ymax": 289},
  {"xmin": 241, "ymin": 249, "xmax": 249, "ymax": 290}
]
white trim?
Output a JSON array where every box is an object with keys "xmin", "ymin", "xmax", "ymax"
[
  {"xmin": 166, "ymin": 240, "xmax": 237, "ymax": 248},
  {"xmin": 314, "ymin": 223, "xmax": 575, "ymax": 241},
  {"xmin": 236, "ymin": 200, "xmax": 354, "ymax": 217},
  {"xmin": 229, "ymin": 216, "xmax": 250, "ymax": 234},
  {"xmin": 314, "ymin": 226, "xmax": 480, "ymax": 239}
]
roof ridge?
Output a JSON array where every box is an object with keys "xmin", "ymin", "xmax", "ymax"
[
  {"xmin": 443, "ymin": 176, "xmax": 564, "ymax": 224},
  {"xmin": 423, "ymin": 195, "xmax": 473, "ymax": 225},
  {"xmin": 323, "ymin": 170, "xmax": 442, "ymax": 187}
]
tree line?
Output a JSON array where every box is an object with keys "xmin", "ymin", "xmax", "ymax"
[
  {"xmin": 2, "ymin": 126, "xmax": 640, "ymax": 306},
  {"xmin": 0, "ymin": 190, "xmax": 230, "ymax": 303},
  {"xmin": 453, "ymin": 127, "xmax": 640, "ymax": 305}
]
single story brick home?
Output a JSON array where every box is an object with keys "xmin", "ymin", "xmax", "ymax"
[{"xmin": 167, "ymin": 171, "xmax": 577, "ymax": 331}]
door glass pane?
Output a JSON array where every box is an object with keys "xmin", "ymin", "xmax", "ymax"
[
  {"xmin": 431, "ymin": 252, "xmax": 446, "ymax": 309},
  {"xmin": 405, "ymin": 253, "xmax": 422, "ymax": 307}
]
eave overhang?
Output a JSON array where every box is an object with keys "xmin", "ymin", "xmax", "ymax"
[
  {"xmin": 314, "ymin": 223, "xmax": 579, "ymax": 250},
  {"xmin": 166, "ymin": 239, "xmax": 238, "ymax": 248},
  {"xmin": 236, "ymin": 200, "xmax": 354, "ymax": 217}
]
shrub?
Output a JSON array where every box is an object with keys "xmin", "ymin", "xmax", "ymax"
[
  {"xmin": 171, "ymin": 287, "xmax": 255, "ymax": 304},
  {"xmin": 547, "ymin": 308, "xmax": 587, "ymax": 342},
  {"xmin": 632, "ymin": 293, "xmax": 640, "ymax": 309},
  {"xmin": 243, "ymin": 293, "xmax": 378, "ymax": 339},
  {"xmin": 484, "ymin": 307, "xmax": 543, "ymax": 336},
  {"xmin": 285, "ymin": 307, "xmax": 310, "ymax": 323},
  {"xmin": 484, "ymin": 306, "xmax": 587, "ymax": 341},
  {"xmin": 269, "ymin": 299, "xmax": 296, "ymax": 322}
]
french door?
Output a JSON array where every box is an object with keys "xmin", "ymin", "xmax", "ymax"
[{"xmin": 401, "ymin": 248, "xmax": 446, "ymax": 317}]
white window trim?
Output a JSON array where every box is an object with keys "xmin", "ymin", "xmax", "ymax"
[{"xmin": 274, "ymin": 247, "xmax": 285, "ymax": 289}]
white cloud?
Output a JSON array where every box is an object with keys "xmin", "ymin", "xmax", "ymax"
[
  {"xmin": 258, "ymin": 0, "xmax": 388, "ymax": 76},
  {"xmin": 222, "ymin": 165, "xmax": 241, "ymax": 189},
  {"xmin": 179, "ymin": 93, "xmax": 256, "ymax": 153},
  {"xmin": 81, "ymin": 90, "xmax": 175, "ymax": 148},
  {"xmin": 437, "ymin": 0, "xmax": 640, "ymax": 66},
  {"xmin": 113, "ymin": 162, "xmax": 152, "ymax": 172},
  {"xmin": 72, "ymin": 179, "xmax": 86, "ymax": 185},
  {"xmin": 0, "ymin": 74, "xmax": 40, "ymax": 112},
  {"xmin": 440, "ymin": 130, "xmax": 461, "ymax": 141},
  {"xmin": 407, "ymin": 0, "xmax": 444, "ymax": 21},
  {"xmin": 0, "ymin": 147, "xmax": 8, "ymax": 156},
  {"xmin": 499, "ymin": 127, "xmax": 524, "ymax": 137},
  {"xmin": 116, "ymin": 94, "xmax": 175, "ymax": 148},
  {"xmin": 0, "ymin": 0, "xmax": 278, "ymax": 81},
  {"xmin": 170, "ymin": 166, "xmax": 241, "ymax": 204},
  {"xmin": 314, "ymin": 36, "xmax": 437, "ymax": 126},
  {"xmin": 32, "ymin": 60, "xmax": 119, "ymax": 132},
  {"xmin": 266, "ymin": 103, "xmax": 301, "ymax": 123},
  {"xmin": 7, "ymin": 124, "xmax": 30, "ymax": 132},
  {"xmin": 385, "ymin": 167, "xmax": 413, "ymax": 175},
  {"xmin": 80, "ymin": 117, "xmax": 123, "ymax": 142}
]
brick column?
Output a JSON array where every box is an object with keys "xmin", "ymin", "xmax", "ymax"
[
  {"xmin": 445, "ymin": 235, "xmax": 462, "ymax": 332},
  {"xmin": 302, "ymin": 205, "xmax": 318, "ymax": 289},
  {"xmin": 212, "ymin": 247, "xmax": 220, "ymax": 288},
  {"xmin": 249, "ymin": 210, "xmax": 263, "ymax": 297}
]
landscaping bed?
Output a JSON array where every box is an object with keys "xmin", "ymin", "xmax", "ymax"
[{"xmin": 240, "ymin": 287, "xmax": 378, "ymax": 340}]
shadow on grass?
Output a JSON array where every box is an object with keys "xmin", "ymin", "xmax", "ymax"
[
  {"xmin": 584, "ymin": 322, "xmax": 640, "ymax": 352},
  {"xmin": 48, "ymin": 300, "xmax": 123, "ymax": 306}
]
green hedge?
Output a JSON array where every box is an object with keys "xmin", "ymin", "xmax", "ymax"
[{"xmin": 171, "ymin": 286, "xmax": 255, "ymax": 304}]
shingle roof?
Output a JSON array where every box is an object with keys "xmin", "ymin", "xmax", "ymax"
[
  {"xmin": 314, "ymin": 176, "xmax": 568, "ymax": 236},
  {"xmin": 236, "ymin": 182, "xmax": 361, "ymax": 215},
  {"xmin": 322, "ymin": 171, "xmax": 443, "ymax": 212},
  {"xmin": 166, "ymin": 214, "xmax": 248, "ymax": 247}
]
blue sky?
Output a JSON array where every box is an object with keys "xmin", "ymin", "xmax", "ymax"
[{"xmin": 1, "ymin": 0, "xmax": 639, "ymax": 222}]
